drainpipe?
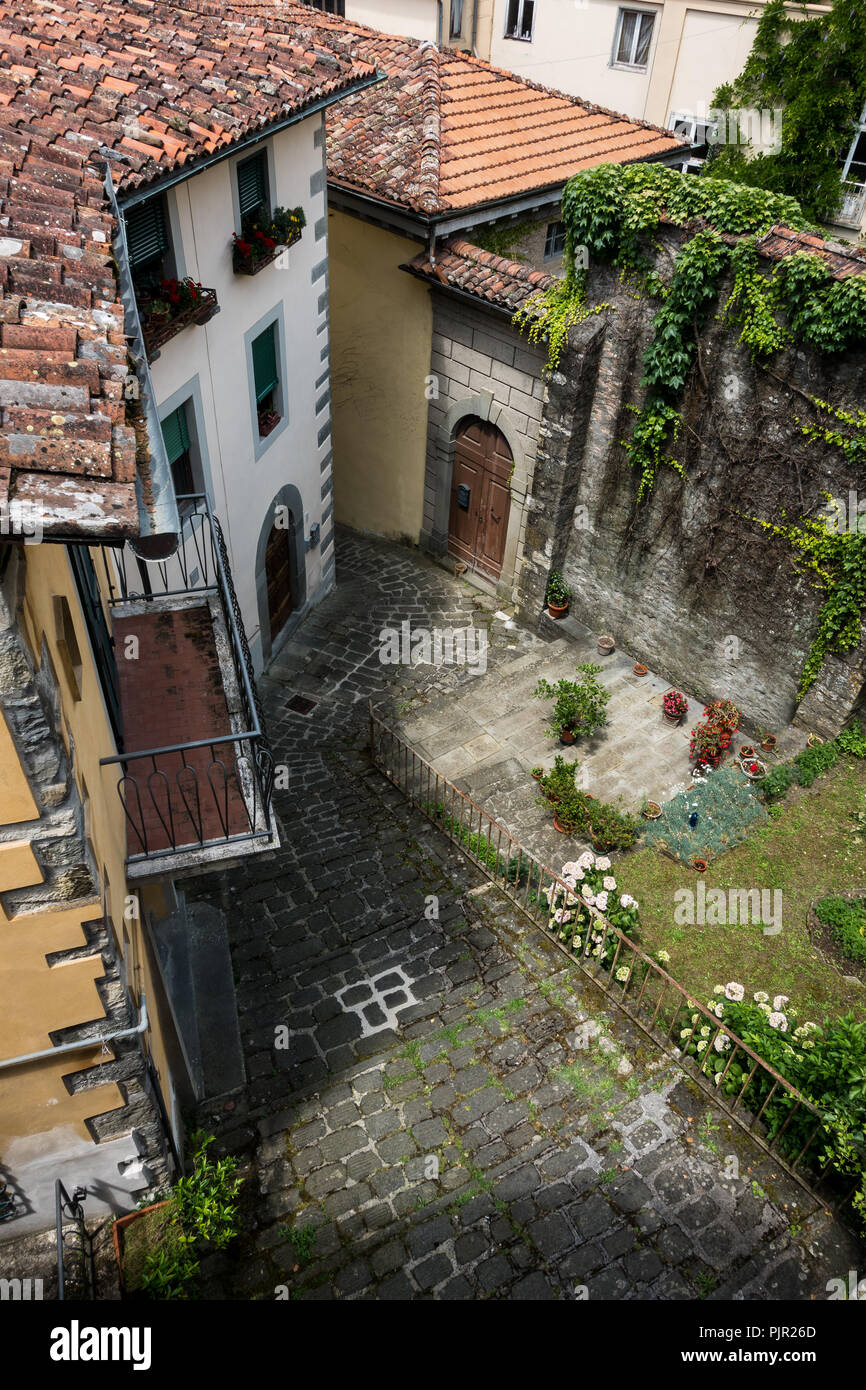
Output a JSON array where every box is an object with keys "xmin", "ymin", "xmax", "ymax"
[
  {"xmin": 471, "ymin": 0, "xmax": 479, "ymax": 54},
  {"xmin": 436, "ymin": 0, "xmax": 443, "ymax": 45},
  {"xmin": 427, "ymin": 225, "xmax": 438, "ymax": 270},
  {"xmin": 0, "ymin": 998, "xmax": 149, "ymax": 1070}
]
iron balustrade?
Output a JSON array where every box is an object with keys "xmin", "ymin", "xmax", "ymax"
[
  {"xmin": 369, "ymin": 702, "xmax": 866, "ymax": 1228},
  {"xmin": 100, "ymin": 495, "xmax": 274, "ymax": 862}
]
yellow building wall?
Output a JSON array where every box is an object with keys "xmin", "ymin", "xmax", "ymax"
[
  {"xmin": 0, "ymin": 543, "xmax": 176, "ymax": 1149},
  {"xmin": 329, "ymin": 210, "xmax": 432, "ymax": 543}
]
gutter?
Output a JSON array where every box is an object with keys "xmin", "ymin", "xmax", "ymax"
[
  {"xmin": 104, "ymin": 168, "xmax": 180, "ymax": 561},
  {"xmin": 0, "ymin": 998, "xmax": 149, "ymax": 1070}
]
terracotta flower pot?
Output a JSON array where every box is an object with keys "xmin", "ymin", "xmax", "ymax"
[
  {"xmin": 633, "ymin": 663, "xmax": 648, "ymax": 676},
  {"xmin": 663, "ymin": 713, "xmax": 681, "ymax": 727},
  {"xmin": 807, "ymin": 733, "xmax": 824, "ymax": 748},
  {"xmin": 739, "ymin": 745, "xmax": 755, "ymax": 758},
  {"xmin": 642, "ymin": 800, "xmax": 662, "ymax": 820},
  {"xmin": 559, "ymin": 729, "xmax": 576, "ymax": 745},
  {"xmin": 112, "ymin": 1199, "xmax": 173, "ymax": 1288},
  {"xmin": 692, "ymin": 858, "xmax": 708, "ymax": 873},
  {"xmin": 548, "ymin": 600, "xmax": 569, "ymax": 619},
  {"xmin": 597, "ymin": 635, "xmax": 615, "ymax": 656},
  {"xmin": 760, "ymin": 735, "xmax": 777, "ymax": 752},
  {"xmin": 531, "ymin": 769, "xmax": 544, "ymax": 783},
  {"xmin": 553, "ymin": 815, "xmax": 569, "ymax": 833}
]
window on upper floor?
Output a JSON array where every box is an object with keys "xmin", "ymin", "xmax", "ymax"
[
  {"xmin": 504, "ymin": 0, "xmax": 534, "ymax": 42},
  {"xmin": 160, "ymin": 402, "xmax": 200, "ymax": 507},
  {"xmin": 251, "ymin": 323, "xmax": 282, "ymax": 439},
  {"xmin": 612, "ymin": 7, "xmax": 655, "ymax": 70},
  {"xmin": 299, "ymin": 0, "xmax": 344, "ymax": 12},
  {"xmin": 450, "ymin": 0, "xmax": 464, "ymax": 39},
  {"xmin": 544, "ymin": 221, "xmax": 567, "ymax": 260},
  {"xmin": 838, "ymin": 105, "xmax": 866, "ymax": 225},
  {"xmin": 237, "ymin": 149, "xmax": 270, "ymax": 227},
  {"xmin": 125, "ymin": 195, "xmax": 174, "ymax": 294}
]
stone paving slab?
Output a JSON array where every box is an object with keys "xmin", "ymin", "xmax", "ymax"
[{"xmin": 174, "ymin": 529, "xmax": 859, "ymax": 1302}]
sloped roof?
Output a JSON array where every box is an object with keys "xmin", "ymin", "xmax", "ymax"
[
  {"xmin": 0, "ymin": 0, "xmax": 372, "ymax": 539},
  {"xmin": 402, "ymin": 238, "xmax": 556, "ymax": 312},
  {"xmin": 756, "ymin": 225, "xmax": 866, "ymax": 280}
]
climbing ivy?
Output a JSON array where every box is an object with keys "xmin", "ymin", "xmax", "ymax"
[
  {"xmin": 472, "ymin": 218, "xmax": 536, "ymax": 262},
  {"xmin": 706, "ymin": 0, "xmax": 866, "ymax": 224},
  {"xmin": 749, "ymin": 400, "xmax": 866, "ymax": 697}
]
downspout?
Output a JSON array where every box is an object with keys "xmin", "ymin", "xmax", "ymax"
[
  {"xmin": 0, "ymin": 998, "xmax": 149, "ymax": 1069},
  {"xmin": 471, "ymin": 0, "xmax": 479, "ymax": 54},
  {"xmin": 427, "ymin": 225, "xmax": 438, "ymax": 270},
  {"xmin": 436, "ymin": 0, "xmax": 443, "ymax": 46},
  {"xmin": 103, "ymin": 168, "xmax": 181, "ymax": 562}
]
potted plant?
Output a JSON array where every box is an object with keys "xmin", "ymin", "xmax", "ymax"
[
  {"xmin": 546, "ymin": 571, "xmax": 572, "ymax": 619},
  {"xmin": 740, "ymin": 756, "xmax": 767, "ymax": 780},
  {"xmin": 233, "ymin": 205, "xmax": 306, "ymax": 274},
  {"xmin": 807, "ymin": 732, "xmax": 824, "ymax": 748},
  {"xmin": 597, "ymin": 634, "xmax": 615, "ymax": 656},
  {"xmin": 662, "ymin": 690, "xmax": 689, "ymax": 725},
  {"xmin": 144, "ymin": 297, "xmax": 171, "ymax": 328},
  {"xmin": 641, "ymin": 798, "xmax": 662, "ymax": 820},
  {"xmin": 533, "ymin": 664, "xmax": 610, "ymax": 743},
  {"xmin": 530, "ymin": 766, "xmax": 544, "ymax": 783},
  {"xmin": 739, "ymin": 743, "xmax": 755, "ymax": 758},
  {"xmin": 759, "ymin": 730, "xmax": 777, "ymax": 752},
  {"xmin": 633, "ymin": 662, "xmax": 648, "ymax": 676},
  {"xmin": 257, "ymin": 405, "xmax": 281, "ymax": 438},
  {"xmin": 692, "ymin": 857, "xmax": 708, "ymax": 873}
]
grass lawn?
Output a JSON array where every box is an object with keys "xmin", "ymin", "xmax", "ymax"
[{"xmin": 620, "ymin": 754, "xmax": 866, "ymax": 1023}]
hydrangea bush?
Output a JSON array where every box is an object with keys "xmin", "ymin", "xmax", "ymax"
[{"xmin": 545, "ymin": 853, "xmax": 640, "ymax": 969}]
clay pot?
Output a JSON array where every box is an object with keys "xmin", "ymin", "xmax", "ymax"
[
  {"xmin": 807, "ymin": 733, "xmax": 824, "ymax": 748},
  {"xmin": 663, "ymin": 713, "xmax": 681, "ymax": 727},
  {"xmin": 597, "ymin": 635, "xmax": 615, "ymax": 656},
  {"xmin": 553, "ymin": 815, "xmax": 569, "ymax": 833},
  {"xmin": 559, "ymin": 729, "xmax": 576, "ymax": 745},
  {"xmin": 642, "ymin": 801, "xmax": 662, "ymax": 820},
  {"xmin": 633, "ymin": 663, "xmax": 648, "ymax": 676},
  {"xmin": 548, "ymin": 601, "xmax": 569, "ymax": 619},
  {"xmin": 760, "ymin": 735, "xmax": 777, "ymax": 752},
  {"xmin": 692, "ymin": 858, "xmax": 708, "ymax": 873},
  {"xmin": 739, "ymin": 745, "xmax": 755, "ymax": 758}
]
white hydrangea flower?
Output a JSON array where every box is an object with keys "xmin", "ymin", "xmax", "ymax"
[
  {"xmin": 773, "ymin": 995, "xmax": 789, "ymax": 1012},
  {"xmin": 700, "ymin": 1026, "xmax": 710, "ymax": 1038},
  {"xmin": 713, "ymin": 985, "xmax": 725, "ymax": 996},
  {"xmin": 802, "ymin": 1039, "xmax": 815, "ymax": 1049},
  {"xmin": 561, "ymin": 861, "xmax": 580, "ymax": 877},
  {"xmin": 594, "ymin": 856, "xmax": 612, "ymax": 872},
  {"xmin": 582, "ymin": 886, "xmax": 595, "ymax": 904},
  {"xmin": 768, "ymin": 1012, "xmax": 788, "ymax": 1031},
  {"xmin": 595, "ymin": 891, "xmax": 609, "ymax": 912},
  {"xmin": 680, "ymin": 1028, "xmax": 693, "ymax": 1039},
  {"xmin": 603, "ymin": 876, "xmax": 616, "ymax": 891},
  {"xmin": 753, "ymin": 990, "xmax": 769, "ymax": 1004},
  {"xmin": 615, "ymin": 966, "xmax": 630, "ymax": 982},
  {"xmin": 619, "ymin": 894, "xmax": 637, "ymax": 909},
  {"xmin": 592, "ymin": 945, "xmax": 602, "ymax": 957},
  {"xmin": 573, "ymin": 867, "xmax": 585, "ymax": 881},
  {"xmin": 578, "ymin": 851, "xmax": 595, "ymax": 870},
  {"xmin": 656, "ymin": 950, "xmax": 671, "ymax": 964},
  {"xmin": 714, "ymin": 1003, "xmax": 725, "ymax": 1018},
  {"xmin": 724, "ymin": 982, "xmax": 744, "ymax": 1002},
  {"xmin": 714, "ymin": 1072, "xmax": 722, "ymax": 1086},
  {"xmin": 713, "ymin": 1035, "xmax": 730, "ymax": 1053},
  {"xmin": 758, "ymin": 1002, "xmax": 771, "ymax": 1014},
  {"xmin": 696, "ymin": 1040, "xmax": 708, "ymax": 1052}
]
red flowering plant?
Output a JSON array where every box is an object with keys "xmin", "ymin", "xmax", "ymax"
[
  {"xmin": 159, "ymin": 277, "xmax": 204, "ymax": 313},
  {"xmin": 232, "ymin": 206, "xmax": 306, "ymax": 272},
  {"xmin": 662, "ymin": 689, "xmax": 689, "ymax": 720},
  {"xmin": 689, "ymin": 700, "xmax": 741, "ymax": 768}
]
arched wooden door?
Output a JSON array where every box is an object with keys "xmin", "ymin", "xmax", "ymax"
[
  {"xmin": 448, "ymin": 418, "xmax": 512, "ymax": 580},
  {"xmin": 265, "ymin": 516, "xmax": 294, "ymax": 640}
]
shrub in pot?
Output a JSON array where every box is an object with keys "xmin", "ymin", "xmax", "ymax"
[
  {"xmin": 545, "ymin": 570, "xmax": 572, "ymax": 618},
  {"xmin": 533, "ymin": 664, "xmax": 610, "ymax": 742}
]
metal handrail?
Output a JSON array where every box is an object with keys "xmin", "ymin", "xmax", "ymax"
[
  {"xmin": 368, "ymin": 702, "xmax": 866, "ymax": 1219},
  {"xmin": 56, "ymin": 1180, "xmax": 94, "ymax": 1301}
]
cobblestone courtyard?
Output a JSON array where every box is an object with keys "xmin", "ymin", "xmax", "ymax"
[{"xmin": 184, "ymin": 531, "xmax": 856, "ymax": 1300}]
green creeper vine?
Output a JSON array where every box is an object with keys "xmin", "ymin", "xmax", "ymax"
[
  {"xmin": 706, "ymin": 0, "xmax": 866, "ymax": 225},
  {"xmin": 749, "ymin": 399, "xmax": 866, "ymax": 697},
  {"xmin": 472, "ymin": 217, "xmax": 535, "ymax": 262}
]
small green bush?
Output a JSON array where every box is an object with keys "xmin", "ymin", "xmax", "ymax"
[
  {"xmin": 837, "ymin": 720, "xmax": 866, "ymax": 758},
  {"xmin": 793, "ymin": 740, "xmax": 839, "ymax": 786},
  {"xmin": 758, "ymin": 764, "xmax": 795, "ymax": 802},
  {"xmin": 815, "ymin": 896, "xmax": 866, "ymax": 967}
]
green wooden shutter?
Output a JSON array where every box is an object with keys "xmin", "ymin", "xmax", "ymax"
[
  {"xmin": 252, "ymin": 325, "xmax": 278, "ymax": 403},
  {"xmin": 125, "ymin": 198, "xmax": 168, "ymax": 270},
  {"xmin": 237, "ymin": 152, "xmax": 268, "ymax": 219},
  {"xmin": 161, "ymin": 405, "xmax": 190, "ymax": 464}
]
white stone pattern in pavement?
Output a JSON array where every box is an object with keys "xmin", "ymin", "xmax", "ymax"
[{"xmin": 335, "ymin": 966, "xmax": 420, "ymax": 1037}]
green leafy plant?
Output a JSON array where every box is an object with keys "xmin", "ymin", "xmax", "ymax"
[
  {"xmin": 533, "ymin": 663, "xmax": 610, "ymax": 739},
  {"xmin": 545, "ymin": 570, "xmax": 572, "ymax": 607},
  {"xmin": 814, "ymin": 896, "xmax": 866, "ymax": 967}
]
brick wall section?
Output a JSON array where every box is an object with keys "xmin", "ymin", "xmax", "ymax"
[{"xmin": 422, "ymin": 296, "xmax": 547, "ymax": 599}]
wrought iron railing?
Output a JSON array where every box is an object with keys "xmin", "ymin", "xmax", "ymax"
[
  {"xmin": 369, "ymin": 704, "xmax": 866, "ymax": 1225},
  {"xmin": 100, "ymin": 496, "xmax": 274, "ymax": 863},
  {"xmin": 837, "ymin": 180, "xmax": 866, "ymax": 228},
  {"xmin": 56, "ymin": 1180, "xmax": 94, "ymax": 1300}
]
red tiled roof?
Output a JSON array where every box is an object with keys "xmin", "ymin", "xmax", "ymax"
[
  {"xmin": 0, "ymin": 0, "xmax": 373, "ymax": 539},
  {"xmin": 313, "ymin": 18, "xmax": 688, "ymax": 215},
  {"xmin": 402, "ymin": 238, "xmax": 556, "ymax": 312},
  {"xmin": 755, "ymin": 224, "xmax": 866, "ymax": 280}
]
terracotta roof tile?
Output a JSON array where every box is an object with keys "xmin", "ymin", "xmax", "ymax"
[
  {"xmin": 0, "ymin": 0, "xmax": 374, "ymax": 540},
  {"xmin": 754, "ymin": 224, "xmax": 866, "ymax": 280},
  {"xmin": 401, "ymin": 237, "xmax": 557, "ymax": 312}
]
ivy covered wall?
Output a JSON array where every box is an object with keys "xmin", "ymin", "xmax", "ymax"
[{"xmin": 516, "ymin": 228, "xmax": 866, "ymax": 738}]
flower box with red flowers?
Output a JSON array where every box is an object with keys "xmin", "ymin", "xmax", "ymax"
[
  {"xmin": 257, "ymin": 407, "xmax": 281, "ymax": 438},
  {"xmin": 232, "ymin": 206, "xmax": 306, "ymax": 275},
  {"xmin": 140, "ymin": 278, "xmax": 218, "ymax": 353}
]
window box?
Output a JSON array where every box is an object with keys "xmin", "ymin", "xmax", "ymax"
[
  {"xmin": 140, "ymin": 281, "xmax": 218, "ymax": 354},
  {"xmin": 232, "ymin": 207, "xmax": 305, "ymax": 276},
  {"xmin": 257, "ymin": 407, "xmax": 281, "ymax": 438}
]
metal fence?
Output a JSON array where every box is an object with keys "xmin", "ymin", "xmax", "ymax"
[
  {"xmin": 369, "ymin": 703, "xmax": 865, "ymax": 1222},
  {"xmin": 100, "ymin": 495, "xmax": 274, "ymax": 862}
]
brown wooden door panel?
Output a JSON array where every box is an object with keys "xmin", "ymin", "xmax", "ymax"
[
  {"xmin": 447, "ymin": 417, "xmax": 511, "ymax": 580},
  {"xmin": 265, "ymin": 523, "xmax": 293, "ymax": 638}
]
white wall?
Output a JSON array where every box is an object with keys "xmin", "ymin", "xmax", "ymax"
[
  {"xmin": 346, "ymin": 0, "xmax": 438, "ymax": 41},
  {"xmin": 147, "ymin": 114, "xmax": 333, "ymax": 671}
]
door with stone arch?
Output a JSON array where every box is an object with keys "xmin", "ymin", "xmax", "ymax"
[
  {"xmin": 265, "ymin": 514, "xmax": 295, "ymax": 641},
  {"xmin": 448, "ymin": 417, "xmax": 512, "ymax": 580}
]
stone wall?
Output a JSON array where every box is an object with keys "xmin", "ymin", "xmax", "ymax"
[
  {"xmin": 423, "ymin": 296, "xmax": 547, "ymax": 599},
  {"xmin": 516, "ymin": 231, "xmax": 866, "ymax": 737}
]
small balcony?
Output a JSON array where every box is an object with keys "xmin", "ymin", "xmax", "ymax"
[
  {"xmin": 136, "ymin": 280, "xmax": 219, "ymax": 359},
  {"xmin": 99, "ymin": 497, "xmax": 278, "ymax": 880},
  {"xmin": 835, "ymin": 180, "xmax": 866, "ymax": 230}
]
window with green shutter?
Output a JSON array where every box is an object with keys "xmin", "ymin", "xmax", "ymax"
[
  {"xmin": 237, "ymin": 151, "xmax": 268, "ymax": 222},
  {"xmin": 125, "ymin": 197, "xmax": 169, "ymax": 272},
  {"xmin": 161, "ymin": 404, "xmax": 195, "ymax": 499},
  {"xmin": 252, "ymin": 324, "xmax": 279, "ymax": 405}
]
